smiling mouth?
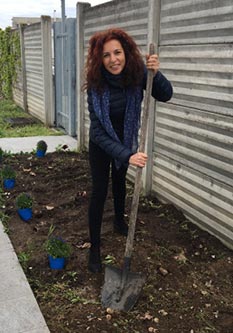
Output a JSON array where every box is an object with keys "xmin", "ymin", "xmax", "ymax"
[{"xmin": 110, "ymin": 65, "xmax": 120, "ymax": 70}]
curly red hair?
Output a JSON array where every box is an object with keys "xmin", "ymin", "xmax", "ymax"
[{"xmin": 85, "ymin": 28, "xmax": 144, "ymax": 91}]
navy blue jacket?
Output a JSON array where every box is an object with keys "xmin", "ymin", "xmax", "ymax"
[{"xmin": 88, "ymin": 69, "xmax": 173, "ymax": 165}]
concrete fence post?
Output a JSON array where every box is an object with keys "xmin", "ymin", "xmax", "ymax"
[
  {"xmin": 76, "ymin": 2, "xmax": 90, "ymax": 150},
  {"xmin": 143, "ymin": 0, "xmax": 161, "ymax": 195},
  {"xmin": 41, "ymin": 15, "xmax": 54, "ymax": 126}
]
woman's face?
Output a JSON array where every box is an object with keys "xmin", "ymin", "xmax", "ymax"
[{"xmin": 102, "ymin": 39, "xmax": 126, "ymax": 75}]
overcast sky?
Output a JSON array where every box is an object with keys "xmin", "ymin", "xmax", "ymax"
[{"xmin": 0, "ymin": 0, "xmax": 110, "ymax": 29}]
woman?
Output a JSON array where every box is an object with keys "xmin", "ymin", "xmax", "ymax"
[{"xmin": 85, "ymin": 28, "xmax": 173, "ymax": 273}]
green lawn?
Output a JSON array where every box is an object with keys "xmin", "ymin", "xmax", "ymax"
[{"xmin": 0, "ymin": 99, "xmax": 62, "ymax": 138}]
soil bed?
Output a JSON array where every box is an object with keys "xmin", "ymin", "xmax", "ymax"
[{"xmin": 2, "ymin": 151, "xmax": 233, "ymax": 333}]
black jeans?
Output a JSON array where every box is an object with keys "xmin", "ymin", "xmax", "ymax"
[{"xmin": 88, "ymin": 140, "xmax": 128, "ymax": 247}]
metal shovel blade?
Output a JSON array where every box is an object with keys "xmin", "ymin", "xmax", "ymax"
[{"xmin": 101, "ymin": 265, "xmax": 145, "ymax": 311}]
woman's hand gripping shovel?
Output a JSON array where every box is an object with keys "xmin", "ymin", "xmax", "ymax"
[{"xmin": 101, "ymin": 43, "xmax": 155, "ymax": 311}]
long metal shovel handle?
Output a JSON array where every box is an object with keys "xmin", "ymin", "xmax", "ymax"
[{"xmin": 123, "ymin": 43, "xmax": 155, "ymax": 269}]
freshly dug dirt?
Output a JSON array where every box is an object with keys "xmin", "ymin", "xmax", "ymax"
[{"xmin": 2, "ymin": 150, "xmax": 233, "ymax": 333}]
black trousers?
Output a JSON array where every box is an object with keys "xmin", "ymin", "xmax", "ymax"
[{"xmin": 88, "ymin": 140, "xmax": 128, "ymax": 247}]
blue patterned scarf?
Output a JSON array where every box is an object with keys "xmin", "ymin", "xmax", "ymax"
[{"xmin": 91, "ymin": 83, "xmax": 142, "ymax": 168}]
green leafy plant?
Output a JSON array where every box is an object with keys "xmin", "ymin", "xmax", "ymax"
[
  {"xmin": 0, "ymin": 188, "xmax": 9, "ymax": 233},
  {"xmin": 103, "ymin": 254, "xmax": 116, "ymax": 265},
  {"xmin": 0, "ymin": 147, "xmax": 3, "ymax": 160},
  {"xmin": 1, "ymin": 212, "xmax": 10, "ymax": 234},
  {"xmin": 36, "ymin": 140, "xmax": 48, "ymax": 152},
  {"xmin": 0, "ymin": 27, "xmax": 21, "ymax": 99},
  {"xmin": 16, "ymin": 192, "xmax": 33, "ymax": 209},
  {"xmin": 18, "ymin": 251, "xmax": 31, "ymax": 270},
  {"xmin": 44, "ymin": 237, "xmax": 72, "ymax": 259},
  {"xmin": 44, "ymin": 225, "xmax": 72, "ymax": 259},
  {"xmin": 1, "ymin": 165, "xmax": 16, "ymax": 180},
  {"xmin": 55, "ymin": 144, "xmax": 63, "ymax": 152}
]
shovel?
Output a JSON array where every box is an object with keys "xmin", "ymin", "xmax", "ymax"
[{"xmin": 101, "ymin": 43, "xmax": 155, "ymax": 311}]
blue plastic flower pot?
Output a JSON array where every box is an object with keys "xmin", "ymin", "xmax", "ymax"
[
  {"xmin": 3, "ymin": 178, "xmax": 15, "ymax": 189},
  {"xmin": 48, "ymin": 255, "xmax": 65, "ymax": 270},
  {"xmin": 36, "ymin": 149, "xmax": 46, "ymax": 157},
  {"xmin": 17, "ymin": 208, "xmax": 32, "ymax": 222}
]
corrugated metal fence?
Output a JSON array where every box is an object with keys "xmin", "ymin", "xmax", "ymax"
[
  {"xmin": 153, "ymin": 0, "xmax": 233, "ymax": 249},
  {"xmin": 76, "ymin": 0, "xmax": 233, "ymax": 249},
  {"xmin": 13, "ymin": 16, "xmax": 54, "ymax": 126}
]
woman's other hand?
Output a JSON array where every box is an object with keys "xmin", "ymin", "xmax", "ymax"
[
  {"xmin": 146, "ymin": 54, "xmax": 160, "ymax": 75},
  {"xmin": 129, "ymin": 152, "xmax": 148, "ymax": 167}
]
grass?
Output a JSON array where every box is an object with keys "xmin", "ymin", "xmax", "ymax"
[
  {"xmin": 0, "ymin": 188, "xmax": 10, "ymax": 233},
  {"xmin": 0, "ymin": 99, "xmax": 62, "ymax": 138}
]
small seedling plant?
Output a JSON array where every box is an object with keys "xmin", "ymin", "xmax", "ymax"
[
  {"xmin": 16, "ymin": 193, "xmax": 33, "ymax": 209},
  {"xmin": 36, "ymin": 140, "xmax": 48, "ymax": 152},
  {"xmin": 1, "ymin": 165, "xmax": 16, "ymax": 180},
  {"xmin": 44, "ymin": 225, "xmax": 72, "ymax": 259}
]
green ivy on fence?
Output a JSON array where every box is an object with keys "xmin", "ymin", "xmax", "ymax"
[{"xmin": 0, "ymin": 27, "xmax": 21, "ymax": 99}]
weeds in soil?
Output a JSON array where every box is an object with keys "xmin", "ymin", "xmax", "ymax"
[
  {"xmin": 103, "ymin": 254, "xmax": 116, "ymax": 265},
  {"xmin": 0, "ymin": 149, "xmax": 13, "ymax": 158},
  {"xmin": 55, "ymin": 144, "xmax": 64, "ymax": 152},
  {"xmin": 1, "ymin": 213, "xmax": 10, "ymax": 234},
  {"xmin": 34, "ymin": 279, "xmax": 100, "ymax": 307},
  {"xmin": 0, "ymin": 188, "xmax": 10, "ymax": 233},
  {"xmin": 28, "ymin": 278, "xmax": 44, "ymax": 290},
  {"xmin": 18, "ymin": 251, "xmax": 31, "ymax": 270},
  {"xmin": 140, "ymin": 196, "xmax": 161, "ymax": 209},
  {"xmin": 65, "ymin": 289, "xmax": 99, "ymax": 305},
  {"xmin": 0, "ymin": 187, "xmax": 5, "ymax": 205},
  {"xmin": 195, "ymin": 311, "xmax": 217, "ymax": 332},
  {"xmin": 151, "ymin": 245, "xmax": 172, "ymax": 260},
  {"xmin": 64, "ymin": 271, "xmax": 79, "ymax": 282}
]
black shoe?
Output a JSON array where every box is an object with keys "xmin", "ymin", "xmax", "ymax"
[
  {"xmin": 88, "ymin": 247, "xmax": 102, "ymax": 273},
  {"xmin": 114, "ymin": 220, "xmax": 128, "ymax": 236}
]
